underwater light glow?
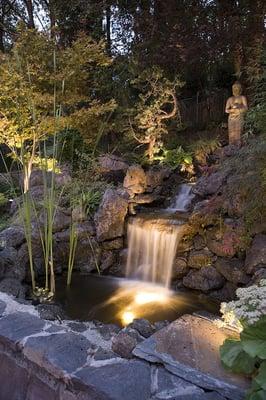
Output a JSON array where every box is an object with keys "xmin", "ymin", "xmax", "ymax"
[
  {"xmin": 121, "ymin": 310, "xmax": 135, "ymax": 325},
  {"xmin": 115, "ymin": 282, "xmax": 175, "ymax": 325},
  {"xmin": 134, "ymin": 290, "xmax": 169, "ymax": 305}
]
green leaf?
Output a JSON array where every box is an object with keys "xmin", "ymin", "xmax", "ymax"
[
  {"xmin": 255, "ymin": 362, "xmax": 266, "ymax": 390},
  {"xmin": 220, "ymin": 339, "xmax": 256, "ymax": 374},
  {"xmin": 241, "ymin": 318, "xmax": 266, "ymax": 360},
  {"xmin": 246, "ymin": 389, "xmax": 266, "ymax": 400}
]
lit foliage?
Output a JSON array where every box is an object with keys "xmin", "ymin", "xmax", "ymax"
[
  {"xmin": 0, "ymin": 27, "xmax": 116, "ymax": 156},
  {"xmin": 130, "ymin": 67, "xmax": 184, "ymax": 160},
  {"xmin": 221, "ymin": 280, "xmax": 266, "ymax": 327},
  {"xmin": 153, "ymin": 146, "xmax": 193, "ymax": 170},
  {"xmin": 220, "ymin": 280, "xmax": 266, "ymax": 400}
]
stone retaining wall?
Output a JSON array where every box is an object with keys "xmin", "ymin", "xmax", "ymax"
[{"xmin": 0, "ymin": 292, "xmax": 235, "ymax": 400}]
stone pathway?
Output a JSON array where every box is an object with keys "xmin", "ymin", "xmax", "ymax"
[{"xmin": 0, "ymin": 292, "xmax": 249, "ymax": 400}]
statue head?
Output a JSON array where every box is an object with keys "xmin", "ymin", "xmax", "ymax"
[{"xmin": 232, "ymin": 81, "xmax": 242, "ymax": 96}]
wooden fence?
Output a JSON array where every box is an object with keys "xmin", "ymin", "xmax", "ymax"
[{"xmin": 179, "ymin": 89, "xmax": 229, "ymax": 129}]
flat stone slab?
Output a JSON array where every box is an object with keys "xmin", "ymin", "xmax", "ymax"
[
  {"xmin": 150, "ymin": 365, "xmax": 205, "ymax": 399},
  {"xmin": 23, "ymin": 332, "xmax": 91, "ymax": 378},
  {"xmin": 0, "ymin": 312, "xmax": 45, "ymax": 349},
  {"xmin": 133, "ymin": 315, "xmax": 250, "ymax": 400},
  {"xmin": 74, "ymin": 359, "xmax": 151, "ymax": 400}
]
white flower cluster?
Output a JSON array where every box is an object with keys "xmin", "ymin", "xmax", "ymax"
[{"xmin": 220, "ymin": 279, "xmax": 266, "ymax": 327}]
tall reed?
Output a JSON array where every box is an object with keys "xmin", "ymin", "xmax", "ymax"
[{"xmin": 67, "ymin": 221, "xmax": 78, "ymax": 286}]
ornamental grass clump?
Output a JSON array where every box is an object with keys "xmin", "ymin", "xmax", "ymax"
[{"xmin": 220, "ymin": 279, "xmax": 266, "ymax": 400}]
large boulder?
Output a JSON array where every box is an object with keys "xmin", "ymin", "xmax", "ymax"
[
  {"xmin": 172, "ymin": 257, "xmax": 188, "ymax": 279},
  {"xmin": 100, "ymin": 250, "xmax": 117, "ymax": 272},
  {"xmin": 215, "ymin": 258, "xmax": 249, "ymax": 285},
  {"xmin": 0, "ymin": 277, "xmax": 27, "ymax": 298},
  {"xmin": 187, "ymin": 249, "xmax": 213, "ymax": 269},
  {"xmin": 20, "ymin": 167, "xmax": 71, "ymax": 189},
  {"xmin": 183, "ymin": 266, "xmax": 225, "ymax": 292},
  {"xmin": 111, "ymin": 331, "xmax": 138, "ymax": 359},
  {"xmin": 128, "ymin": 319, "xmax": 156, "ymax": 338},
  {"xmin": 145, "ymin": 166, "xmax": 171, "ymax": 192},
  {"xmin": 94, "ymin": 189, "xmax": 128, "ymax": 242},
  {"xmin": 123, "ymin": 165, "xmax": 147, "ymax": 197},
  {"xmin": 194, "ymin": 171, "xmax": 227, "ymax": 197},
  {"xmin": 251, "ymin": 268, "xmax": 266, "ymax": 284},
  {"xmin": 17, "ymin": 240, "xmax": 45, "ymax": 280},
  {"xmin": 128, "ymin": 193, "xmax": 163, "ymax": 214},
  {"xmin": 210, "ymin": 282, "xmax": 238, "ymax": 302},
  {"xmin": 38, "ymin": 208, "xmax": 72, "ymax": 233},
  {"xmin": 101, "ymin": 238, "xmax": 123, "ymax": 250},
  {"xmin": 98, "ymin": 154, "xmax": 129, "ymax": 173},
  {"xmin": 205, "ymin": 221, "xmax": 246, "ymax": 258},
  {"xmin": 98, "ymin": 154, "xmax": 129, "ymax": 183},
  {"xmin": 245, "ymin": 234, "xmax": 266, "ymax": 275},
  {"xmin": 193, "ymin": 235, "xmax": 206, "ymax": 250},
  {"xmin": 223, "ymin": 193, "xmax": 246, "ymax": 218},
  {"xmin": 0, "ymin": 225, "xmax": 25, "ymax": 248},
  {"xmin": 36, "ymin": 303, "xmax": 67, "ymax": 321},
  {"xmin": 0, "ymin": 247, "xmax": 26, "ymax": 281},
  {"xmin": 53, "ymin": 235, "xmax": 101, "ymax": 274}
]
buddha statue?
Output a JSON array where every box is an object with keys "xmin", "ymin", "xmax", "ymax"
[{"xmin": 225, "ymin": 81, "xmax": 248, "ymax": 145}]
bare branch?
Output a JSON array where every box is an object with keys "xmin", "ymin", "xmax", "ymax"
[
  {"xmin": 129, "ymin": 118, "xmax": 149, "ymax": 144},
  {"xmin": 158, "ymin": 91, "xmax": 178, "ymax": 121}
]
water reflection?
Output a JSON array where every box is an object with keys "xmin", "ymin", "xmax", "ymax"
[{"xmin": 55, "ymin": 275, "xmax": 218, "ymax": 327}]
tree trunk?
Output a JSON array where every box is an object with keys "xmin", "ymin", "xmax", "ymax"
[
  {"xmin": 47, "ymin": 0, "xmax": 56, "ymax": 38},
  {"xmin": 106, "ymin": 3, "xmax": 111, "ymax": 53},
  {"xmin": 0, "ymin": 27, "xmax": 4, "ymax": 52},
  {"xmin": 23, "ymin": 0, "xmax": 35, "ymax": 29}
]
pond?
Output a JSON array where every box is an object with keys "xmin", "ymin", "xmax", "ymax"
[{"xmin": 55, "ymin": 274, "xmax": 219, "ymax": 327}]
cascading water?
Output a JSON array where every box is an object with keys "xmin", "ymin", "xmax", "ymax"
[
  {"xmin": 168, "ymin": 183, "xmax": 195, "ymax": 212},
  {"xmin": 126, "ymin": 217, "xmax": 185, "ymax": 288},
  {"xmin": 113, "ymin": 183, "xmax": 194, "ymax": 324}
]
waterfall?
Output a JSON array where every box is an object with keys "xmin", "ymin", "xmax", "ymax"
[
  {"xmin": 168, "ymin": 183, "xmax": 195, "ymax": 212},
  {"xmin": 126, "ymin": 217, "xmax": 185, "ymax": 288}
]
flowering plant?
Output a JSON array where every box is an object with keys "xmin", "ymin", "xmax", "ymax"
[{"xmin": 220, "ymin": 280, "xmax": 266, "ymax": 400}]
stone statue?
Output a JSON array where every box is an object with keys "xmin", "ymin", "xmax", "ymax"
[{"xmin": 225, "ymin": 81, "xmax": 248, "ymax": 145}]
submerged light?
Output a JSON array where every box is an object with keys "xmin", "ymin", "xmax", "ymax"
[{"xmin": 121, "ymin": 310, "xmax": 135, "ymax": 325}]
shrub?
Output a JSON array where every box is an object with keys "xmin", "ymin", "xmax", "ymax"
[
  {"xmin": 153, "ymin": 146, "xmax": 193, "ymax": 170},
  {"xmin": 220, "ymin": 280, "xmax": 266, "ymax": 400}
]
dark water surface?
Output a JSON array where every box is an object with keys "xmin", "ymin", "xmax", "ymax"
[{"xmin": 55, "ymin": 274, "xmax": 219, "ymax": 327}]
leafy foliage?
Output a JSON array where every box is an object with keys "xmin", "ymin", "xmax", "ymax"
[
  {"xmin": 0, "ymin": 193, "xmax": 8, "ymax": 207},
  {"xmin": 220, "ymin": 280, "xmax": 266, "ymax": 399},
  {"xmin": 153, "ymin": 146, "xmax": 193, "ymax": 170},
  {"xmin": 221, "ymin": 317, "xmax": 266, "ymax": 400},
  {"xmin": 0, "ymin": 28, "xmax": 116, "ymax": 162}
]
